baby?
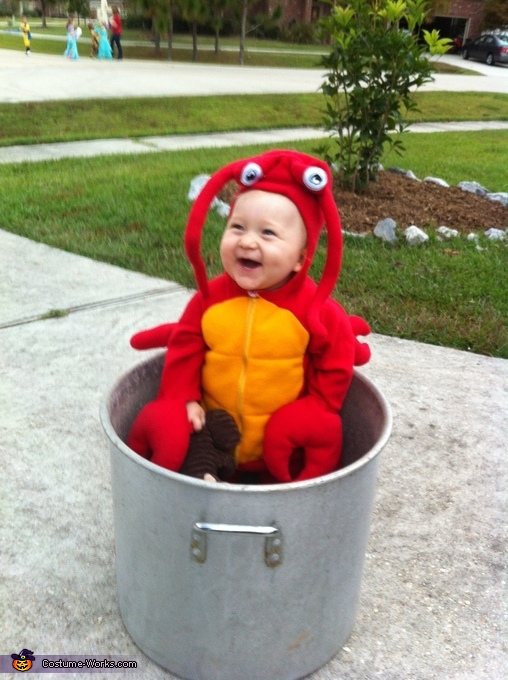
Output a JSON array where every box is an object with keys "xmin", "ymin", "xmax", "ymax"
[{"xmin": 128, "ymin": 149, "xmax": 370, "ymax": 482}]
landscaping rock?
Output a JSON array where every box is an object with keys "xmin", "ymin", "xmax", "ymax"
[
  {"xmin": 214, "ymin": 201, "xmax": 231, "ymax": 218},
  {"xmin": 458, "ymin": 181, "xmax": 489, "ymax": 197},
  {"xmin": 188, "ymin": 174, "xmax": 210, "ymax": 201},
  {"xmin": 405, "ymin": 225, "xmax": 429, "ymax": 246},
  {"xmin": 437, "ymin": 226, "xmax": 460, "ymax": 239},
  {"xmin": 189, "ymin": 174, "xmax": 230, "ymax": 216},
  {"xmin": 388, "ymin": 167, "xmax": 419, "ymax": 181},
  {"xmin": 374, "ymin": 218, "xmax": 397, "ymax": 244},
  {"xmin": 486, "ymin": 192, "xmax": 508, "ymax": 207},
  {"xmin": 424, "ymin": 177, "xmax": 449, "ymax": 188},
  {"xmin": 485, "ymin": 228, "xmax": 506, "ymax": 241}
]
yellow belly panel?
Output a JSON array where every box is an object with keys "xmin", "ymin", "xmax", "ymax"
[{"xmin": 201, "ymin": 296, "xmax": 309, "ymax": 464}]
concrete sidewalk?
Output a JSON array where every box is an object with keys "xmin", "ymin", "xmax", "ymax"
[
  {"xmin": 1, "ymin": 227, "xmax": 506, "ymax": 679},
  {"xmin": 2, "ymin": 120, "xmax": 508, "ymax": 165}
]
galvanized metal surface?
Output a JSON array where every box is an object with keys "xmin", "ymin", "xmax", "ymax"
[{"xmin": 101, "ymin": 353, "xmax": 392, "ymax": 680}]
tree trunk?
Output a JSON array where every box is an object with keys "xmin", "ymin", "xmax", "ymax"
[
  {"xmin": 40, "ymin": 0, "xmax": 47, "ymax": 28},
  {"xmin": 239, "ymin": 0, "xmax": 248, "ymax": 65},
  {"xmin": 166, "ymin": 10, "xmax": 173, "ymax": 61},
  {"xmin": 192, "ymin": 21, "xmax": 197, "ymax": 62}
]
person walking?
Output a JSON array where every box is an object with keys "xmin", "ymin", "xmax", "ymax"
[
  {"xmin": 88, "ymin": 21, "xmax": 99, "ymax": 58},
  {"xmin": 109, "ymin": 6, "xmax": 123, "ymax": 60},
  {"xmin": 97, "ymin": 22, "xmax": 113, "ymax": 59},
  {"xmin": 20, "ymin": 16, "xmax": 31, "ymax": 55},
  {"xmin": 63, "ymin": 17, "xmax": 79, "ymax": 60}
]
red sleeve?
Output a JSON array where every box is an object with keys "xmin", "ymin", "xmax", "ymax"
[
  {"xmin": 305, "ymin": 300, "xmax": 356, "ymax": 412},
  {"xmin": 157, "ymin": 292, "xmax": 206, "ymax": 403}
]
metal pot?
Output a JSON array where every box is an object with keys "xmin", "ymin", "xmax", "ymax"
[{"xmin": 101, "ymin": 352, "xmax": 391, "ymax": 680}]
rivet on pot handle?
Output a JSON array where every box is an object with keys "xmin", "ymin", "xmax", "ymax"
[{"xmin": 191, "ymin": 522, "xmax": 283, "ymax": 568}]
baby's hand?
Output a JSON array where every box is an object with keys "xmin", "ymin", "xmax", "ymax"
[{"xmin": 186, "ymin": 401, "xmax": 206, "ymax": 432}]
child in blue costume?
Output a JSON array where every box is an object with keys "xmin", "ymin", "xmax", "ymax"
[
  {"xmin": 96, "ymin": 22, "xmax": 113, "ymax": 59},
  {"xmin": 64, "ymin": 18, "xmax": 79, "ymax": 60}
]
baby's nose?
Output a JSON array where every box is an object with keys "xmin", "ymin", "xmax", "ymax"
[{"xmin": 239, "ymin": 231, "xmax": 257, "ymax": 247}]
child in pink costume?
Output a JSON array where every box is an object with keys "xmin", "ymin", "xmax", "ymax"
[{"xmin": 128, "ymin": 149, "xmax": 371, "ymax": 483}]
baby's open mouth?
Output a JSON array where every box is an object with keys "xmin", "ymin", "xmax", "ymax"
[{"xmin": 239, "ymin": 258, "xmax": 261, "ymax": 270}]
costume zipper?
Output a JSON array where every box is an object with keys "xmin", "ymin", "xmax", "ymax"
[{"xmin": 237, "ymin": 295, "xmax": 257, "ymax": 432}]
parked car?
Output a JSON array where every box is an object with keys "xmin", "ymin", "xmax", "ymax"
[{"xmin": 462, "ymin": 34, "xmax": 508, "ymax": 66}]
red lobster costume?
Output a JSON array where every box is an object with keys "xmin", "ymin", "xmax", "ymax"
[{"xmin": 128, "ymin": 150, "xmax": 371, "ymax": 482}]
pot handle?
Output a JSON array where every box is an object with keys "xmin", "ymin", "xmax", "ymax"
[{"xmin": 191, "ymin": 522, "xmax": 283, "ymax": 568}]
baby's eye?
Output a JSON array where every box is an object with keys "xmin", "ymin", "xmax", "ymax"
[
  {"xmin": 262, "ymin": 228, "xmax": 276, "ymax": 237},
  {"xmin": 230, "ymin": 223, "xmax": 244, "ymax": 232}
]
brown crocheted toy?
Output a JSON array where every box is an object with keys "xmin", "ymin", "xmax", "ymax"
[{"xmin": 179, "ymin": 410, "xmax": 240, "ymax": 481}]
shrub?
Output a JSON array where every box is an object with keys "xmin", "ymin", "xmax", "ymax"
[{"xmin": 318, "ymin": 0, "xmax": 451, "ymax": 193}]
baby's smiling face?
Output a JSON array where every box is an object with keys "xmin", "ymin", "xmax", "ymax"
[{"xmin": 220, "ymin": 190, "xmax": 307, "ymax": 292}]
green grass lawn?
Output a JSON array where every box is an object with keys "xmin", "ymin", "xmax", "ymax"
[{"xmin": 0, "ymin": 91, "xmax": 507, "ymax": 147}]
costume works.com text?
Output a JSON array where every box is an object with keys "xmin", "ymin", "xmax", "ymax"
[
  {"xmin": 1, "ymin": 653, "xmax": 139, "ymax": 673},
  {"xmin": 42, "ymin": 659, "xmax": 137, "ymax": 670}
]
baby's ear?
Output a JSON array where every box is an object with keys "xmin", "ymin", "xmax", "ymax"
[{"xmin": 293, "ymin": 248, "xmax": 306, "ymax": 273}]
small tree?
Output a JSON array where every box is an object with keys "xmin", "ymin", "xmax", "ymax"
[
  {"xmin": 38, "ymin": 0, "xmax": 58, "ymax": 28},
  {"xmin": 68, "ymin": 0, "xmax": 90, "ymax": 25},
  {"xmin": 131, "ymin": 0, "xmax": 175, "ymax": 59},
  {"xmin": 209, "ymin": 0, "xmax": 229, "ymax": 55},
  {"xmin": 237, "ymin": 0, "xmax": 260, "ymax": 64},
  {"xmin": 318, "ymin": 0, "xmax": 451, "ymax": 193},
  {"xmin": 179, "ymin": 0, "xmax": 209, "ymax": 62}
]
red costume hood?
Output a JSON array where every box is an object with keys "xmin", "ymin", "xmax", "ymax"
[{"xmin": 184, "ymin": 149, "xmax": 343, "ymax": 341}]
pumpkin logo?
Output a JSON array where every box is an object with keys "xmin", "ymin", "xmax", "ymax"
[{"xmin": 11, "ymin": 649, "xmax": 35, "ymax": 672}]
